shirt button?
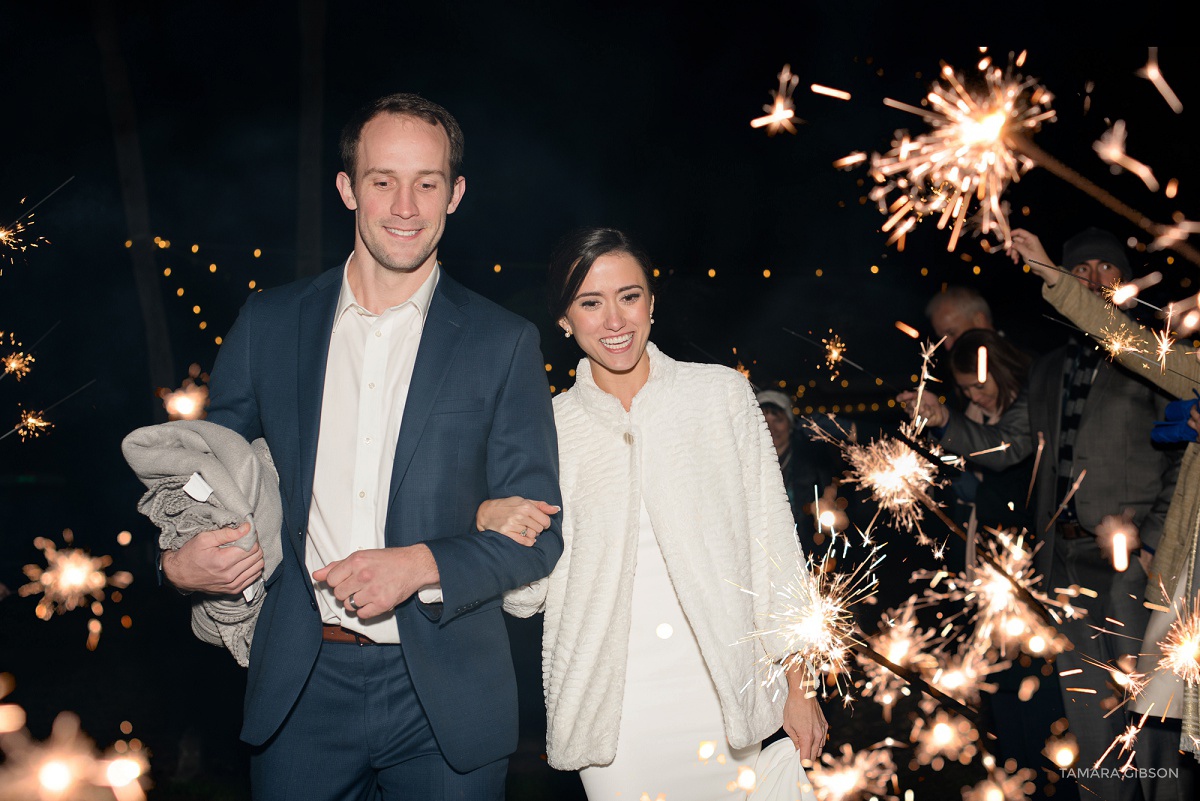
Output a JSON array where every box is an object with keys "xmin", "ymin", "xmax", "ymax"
[
  {"xmin": 358, "ymin": 490, "xmax": 365, "ymax": 499},
  {"xmin": 375, "ymin": 330, "xmax": 382, "ymax": 337},
  {"xmin": 364, "ymin": 437, "xmax": 372, "ymax": 444},
  {"xmin": 368, "ymin": 383, "xmax": 375, "ymax": 390}
]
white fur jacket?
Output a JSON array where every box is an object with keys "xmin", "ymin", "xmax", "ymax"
[{"xmin": 504, "ymin": 343, "xmax": 809, "ymax": 770}]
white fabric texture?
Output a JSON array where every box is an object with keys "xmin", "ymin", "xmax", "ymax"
[
  {"xmin": 504, "ymin": 342, "xmax": 809, "ymax": 769},
  {"xmin": 305, "ymin": 261, "xmax": 438, "ymax": 642},
  {"xmin": 578, "ymin": 499, "xmax": 760, "ymax": 797}
]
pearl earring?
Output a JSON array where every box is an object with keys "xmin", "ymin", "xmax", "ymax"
[
  {"xmin": 650, "ymin": 315, "xmax": 655, "ymax": 324},
  {"xmin": 564, "ymin": 329, "xmax": 572, "ymax": 338}
]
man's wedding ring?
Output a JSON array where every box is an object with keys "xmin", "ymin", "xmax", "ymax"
[{"xmin": 348, "ymin": 593, "xmax": 361, "ymax": 611}]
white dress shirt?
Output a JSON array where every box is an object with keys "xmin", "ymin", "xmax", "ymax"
[{"xmin": 305, "ymin": 260, "xmax": 439, "ymax": 642}]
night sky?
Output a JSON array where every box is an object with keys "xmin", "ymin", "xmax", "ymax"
[{"xmin": 1, "ymin": 5, "xmax": 1195, "ymax": 798}]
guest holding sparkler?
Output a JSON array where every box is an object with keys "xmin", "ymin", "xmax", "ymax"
[
  {"xmin": 478, "ymin": 227, "xmax": 827, "ymax": 798},
  {"xmin": 1009, "ymin": 227, "xmax": 1197, "ymax": 798},
  {"xmin": 909, "ymin": 227, "xmax": 1183, "ymax": 800}
]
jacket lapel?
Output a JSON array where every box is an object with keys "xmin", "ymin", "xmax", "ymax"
[
  {"xmin": 385, "ymin": 276, "xmax": 469, "ymax": 533},
  {"xmin": 294, "ymin": 268, "xmax": 342, "ymax": 555}
]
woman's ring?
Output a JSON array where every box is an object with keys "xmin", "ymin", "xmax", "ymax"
[{"xmin": 520, "ymin": 528, "xmax": 528, "ymax": 537}]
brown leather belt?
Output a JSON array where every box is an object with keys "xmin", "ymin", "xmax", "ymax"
[
  {"xmin": 321, "ymin": 624, "xmax": 389, "ymax": 645},
  {"xmin": 1056, "ymin": 522, "xmax": 1093, "ymax": 541}
]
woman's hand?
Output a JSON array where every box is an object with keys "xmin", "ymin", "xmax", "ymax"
[
  {"xmin": 896, "ymin": 389, "xmax": 949, "ymax": 428},
  {"xmin": 783, "ymin": 674, "xmax": 828, "ymax": 764},
  {"xmin": 475, "ymin": 496, "xmax": 559, "ymax": 546}
]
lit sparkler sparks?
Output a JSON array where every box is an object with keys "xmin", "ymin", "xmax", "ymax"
[
  {"xmin": 1158, "ymin": 591, "xmax": 1200, "ymax": 686},
  {"xmin": 1098, "ymin": 326, "xmax": 1141, "ymax": 360},
  {"xmin": 911, "ymin": 708, "xmax": 978, "ymax": 767},
  {"xmin": 806, "ymin": 742, "xmax": 895, "ymax": 801},
  {"xmin": 0, "ymin": 673, "xmax": 24, "ymax": 735},
  {"xmin": 1153, "ymin": 328, "xmax": 1175, "ymax": 373},
  {"xmin": 745, "ymin": 543, "xmax": 881, "ymax": 696},
  {"xmin": 0, "ymin": 711, "xmax": 148, "ymax": 801},
  {"xmin": 18, "ymin": 530, "xmax": 132, "ymax": 649},
  {"xmin": 2, "ymin": 351, "xmax": 34, "ymax": 381},
  {"xmin": 810, "ymin": 83, "xmax": 851, "ymax": 101},
  {"xmin": 823, "ymin": 331, "xmax": 847, "ymax": 379},
  {"xmin": 857, "ymin": 601, "xmax": 938, "ymax": 720},
  {"xmin": 6, "ymin": 409, "xmax": 52, "ymax": 442},
  {"xmin": 962, "ymin": 766, "xmax": 1037, "ymax": 801},
  {"xmin": 1137, "ymin": 47, "xmax": 1182, "ymax": 114},
  {"xmin": 1094, "ymin": 120, "xmax": 1159, "ymax": 191},
  {"xmin": 916, "ymin": 530, "xmax": 1066, "ymax": 658},
  {"xmin": 864, "ymin": 60, "xmax": 1054, "ymax": 251},
  {"xmin": 1043, "ymin": 733, "xmax": 1080, "ymax": 770},
  {"xmin": 811, "ymin": 418, "xmax": 946, "ymax": 533},
  {"xmin": 750, "ymin": 64, "xmax": 800, "ymax": 135},
  {"xmin": 0, "ymin": 217, "xmax": 47, "ymax": 269},
  {"xmin": 160, "ymin": 363, "xmax": 209, "ymax": 420}
]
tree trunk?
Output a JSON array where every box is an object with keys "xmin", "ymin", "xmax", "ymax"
[
  {"xmin": 296, "ymin": 0, "xmax": 326, "ymax": 278},
  {"xmin": 92, "ymin": 0, "xmax": 174, "ymax": 420}
]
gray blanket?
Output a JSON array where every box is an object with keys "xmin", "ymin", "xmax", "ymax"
[{"xmin": 121, "ymin": 420, "xmax": 283, "ymax": 666}]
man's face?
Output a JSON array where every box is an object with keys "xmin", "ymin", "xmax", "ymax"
[
  {"xmin": 335, "ymin": 114, "xmax": 465, "ymax": 275},
  {"xmin": 1070, "ymin": 259, "xmax": 1123, "ymax": 296},
  {"xmin": 761, "ymin": 406, "xmax": 792, "ymax": 457},
  {"xmin": 930, "ymin": 304, "xmax": 992, "ymax": 351}
]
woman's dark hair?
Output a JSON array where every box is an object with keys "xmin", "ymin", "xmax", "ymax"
[
  {"xmin": 948, "ymin": 328, "xmax": 1030, "ymax": 413},
  {"xmin": 547, "ymin": 227, "xmax": 656, "ymax": 321}
]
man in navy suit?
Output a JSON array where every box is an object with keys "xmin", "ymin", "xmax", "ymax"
[{"xmin": 161, "ymin": 94, "xmax": 563, "ymax": 799}]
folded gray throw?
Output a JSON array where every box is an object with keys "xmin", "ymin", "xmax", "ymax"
[{"xmin": 121, "ymin": 420, "xmax": 283, "ymax": 667}]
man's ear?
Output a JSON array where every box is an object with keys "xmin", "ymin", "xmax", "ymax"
[
  {"xmin": 446, "ymin": 175, "xmax": 466, "ymax": 214},
  {"xmin": 336, "ymin": 172, "xmax": 358, "ymax": 211}
]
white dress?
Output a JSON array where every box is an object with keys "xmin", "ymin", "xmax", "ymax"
[{"xmin": 579, "ymin": 499, "xmax": 760, "ymax": 799}]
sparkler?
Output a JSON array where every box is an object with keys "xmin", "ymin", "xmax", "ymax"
[
  {"xmin": 0, "ymin": 378, "xmax": 98, "ymax": 443},
  {"xmin": 2, "ymin": 351, "xmax": 34, "ymax": 381},
  {"xmin": 1099, "ymin": 325, "xmax": 1140, "ymax": 359},
  {"xmin": 857, "ymin": 601, "xmax": 938, "ymax": 720},
  {"xmin": 744, "ymin": 543, "xmax": 881, "ymax": 696},
  {"xmin": 0, "ymin": 674, "xmax": 24, "ymax": 735},
  {"xmin": 823, "ymin": 332, "xmax": 847, "ymax": 380},
  {"xmin": 18, "ymin": 530, "xmax": 132, "ymax": 649},
  {"xmin": 0, "ymin": 711, "xmax": 147, "ymax": 801},
  {"xmin": 750, "ymin": 64, "xmax": 800, "ymax": 134},
  {"xmin": 1094, "ymin": 120, "xmax": 1159, "ymax": 191},
  {"xmin": 864, "ymin": 59, "xmax": 1054, "ymax": 251},
  {"xmin": 1042, "ymin": 733, "xmax": 1079, "ymax": 770},
  {"xmin": 806, "ymin": 742, "xmax": 896, "ymax": 801},
  {"xmin": 1158, "ymin": 591, "xmax": 1200, "ymax": 686},
  {"xmin": 911, "ymin": 708, "xmax": 978, "ymax": 767},
  {"xmin": 160, "ymin": 365, "xmax": 209, "ymax": 420},
  {"xmin": 1137, "ymin": 47, "xmax": 1182, "ymax": 114},
  {"xmin": 962, "ymin": 767, "xmax": 1037, "ymax": 801}
]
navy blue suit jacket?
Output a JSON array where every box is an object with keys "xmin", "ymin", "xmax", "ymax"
[{"xmin": 205, "ymin": 265, "xmax": 563, "ymax": 771}]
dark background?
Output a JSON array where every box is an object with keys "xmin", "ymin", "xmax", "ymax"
[{"xmin": 1, "ymin": 4, "xmax": 1193, "ymax": 797}]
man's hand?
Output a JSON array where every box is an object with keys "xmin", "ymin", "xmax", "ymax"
[
  {"xmin": 783, "ymin": 670, "xmax": 828, "ymax": 764},
  {"xmin": 896, "ymin": 390, "xmax": 948, "ymax": 427},
  {"xmin": 161, "ymin": 522, "xmax": 263, "ymax": 594},
  {"xmin": 312, "ymin": 545, "xmax": 439, "ymax": 620},
  {"xmin": 475, "ymin": 496, "xmax": 559, "ymax": 546},
  {"xmin": 1008, "ymin": 229, "xmax": 1059, "ymax": 285}
]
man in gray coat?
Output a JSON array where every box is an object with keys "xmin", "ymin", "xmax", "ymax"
[{"xmin": 905, "ymin": 228, "xmax": 1181, "ymax": 801}]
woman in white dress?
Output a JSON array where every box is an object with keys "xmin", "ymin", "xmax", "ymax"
[{"xmin": 477, "ymin": 228, "xmax": 827, "ymax": 798}]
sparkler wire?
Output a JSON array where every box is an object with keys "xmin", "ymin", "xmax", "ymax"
[
  {"xmin": 5, "ymin": 176, "xmax": 75, "ymax": 228},
  {"xmin": 1008, "ymin": 135, "xmax": 1200, "ymax": 267}
]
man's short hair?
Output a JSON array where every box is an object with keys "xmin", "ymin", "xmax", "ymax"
[
  {"xmin": 925, "ymin": 286, "xmax": 993, "ymax": 325},
  {"xmin": 340, "ymin": 93, "xmax": 464, "ymax": 187}
]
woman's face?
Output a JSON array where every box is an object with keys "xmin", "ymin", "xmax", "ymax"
[
  {"xmin": 560, "ymin": 251, "xmax": 654, "ymax": 382},
  {"xmin": 953, "ymin": 370, "xmax": 1001, "ymax": 415}
]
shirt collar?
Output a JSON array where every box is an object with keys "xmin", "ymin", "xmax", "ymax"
[{"xmin": 332, "ymin": 256, "xmax": 441, "ymax": 332}]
